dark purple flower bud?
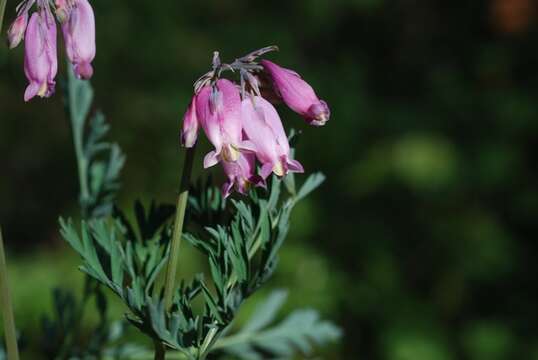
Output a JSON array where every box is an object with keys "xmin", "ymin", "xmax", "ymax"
[{"xmin": 261, "ymin": 60, "xmax": 330, "ymax": 126}]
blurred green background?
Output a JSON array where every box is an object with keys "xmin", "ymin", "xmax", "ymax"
[{"xmin": 2, "ymin": 0, "xmax": 538, "ymax": 358}]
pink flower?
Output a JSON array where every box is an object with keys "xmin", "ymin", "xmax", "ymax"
[
  {"xmin": 23, "ymin": 11, "xmax": 58, "ymax": 102},
  {"xmin": 221, "ymin": 153, "xmax": 264, "ymax": 198},
  {"xmin": 196, "ymin": 79, "xmax": 254, "ymax": 168},
  {"xmin": 7, "ymin": 12, "xmax": 28, "ymax": 49},
  {"xmin": 62, "ymin": 0, "xmax": 95, "ymax": 79},
  {"xmin": 241, "ymin": 96, "xmax": 304, "ymax": 179},
  {"xmin": 181, "ymin": 97, "xmax": 199, "ymax": 148},
  {"xmin": 260, "ymin": 60, "xmax": 330, "ymax": 126}
]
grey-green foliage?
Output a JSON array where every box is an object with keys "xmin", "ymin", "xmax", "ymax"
[
  {"xmin": 60, "ymin": 170, "xmax": 339, "ymax": 359},
  {"xmin": 215, "ymin": 290, "xmax": 342, "ymax": 359},
  {"xmin": 66, "ymin": 65, "xmax": 125, "ymax": 218},
  {"xmin": 37, "ymin": 67, "xmax": 127, "ymax": 360},
  {"xmin": 60, "ymin": 201, "xmax": 173, "ymax": 310},
  {"xmin": 40, "ymin": 285, "xmax": 111, "ymax": 359}
]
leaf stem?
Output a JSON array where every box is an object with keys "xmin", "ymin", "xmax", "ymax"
[
  {"xmin": 0, "ymin": 0, "xmax": 7, "ymax": 34},
  {"xmin": 0, "ymin": 227, "xmax": 20, "ymax": 360},
  {"xmin": 164, "ymin": 147, "xmax": 196, "ymax": 307}
]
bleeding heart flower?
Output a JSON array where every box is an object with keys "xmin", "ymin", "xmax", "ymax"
[
  {"xmin": 62, "ymin": 0, "xmax": 95, "ymax": 79},
  {"xmin": 241, "ymin": 96, "xmax": 304, "ymax": 179},
  {"xmin": 221, "ymin": 152, "xmax": 264, "ymax": 198},
  {"xmin": 261, "ymin": 59, "xmax": 330, "ymax": 126},
  {"xmin": 181, "ymin": 96, "xmax": 199, "ymax": 148},
  {"xmin": 23, "ymin": 11, "xmax": 57, "ymax": 102},
  {"xmin": 7, "ymin": 12, "xmax": 29, "ymax": 49},
  {"xmin": 196, "ymin": 79, "xmax": 254, "ymax": 168}
]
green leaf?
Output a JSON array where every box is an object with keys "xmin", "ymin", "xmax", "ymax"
[
  {"xmin": 67, "ymin": 65, "xmax": 94, "ymax": 129},
  {"xmin": 296, "ymin": 172, "xmax": 326, "ymax": 201},
  {"xmin": 242, "ymin": 290, "xmax": 288, "ymax": 333},
  {"xmin": 214, "ymin": 297, "xmax": 341, "ymax": 359}
]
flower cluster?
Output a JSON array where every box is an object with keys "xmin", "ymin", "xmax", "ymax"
[
  {"xmin": 7, "ymin": 0, "xmax": 96, "ymax": 101},
  {"xmin": 181, "ymin": 47, "xmax": 330, "ymax": 197}
]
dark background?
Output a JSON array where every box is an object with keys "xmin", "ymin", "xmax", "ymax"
[{"xmin": 2, "ymin": 0, "xmax": 538, "ymax": 358}]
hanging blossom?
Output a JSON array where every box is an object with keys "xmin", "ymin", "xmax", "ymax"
[
  {"xmin": 6, "ymin": 0, "xmax": 96, "ymax": 101},
  {"xmin": 180, "ymin": 46, "xmax": 330, "ymax": 197}
]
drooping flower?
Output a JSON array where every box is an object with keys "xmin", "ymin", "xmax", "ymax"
[
  {"xmin": 241, "ymin": 96, "xmax": 304, "ymax": 179},
  {"xmin": 221, "ymin": 153, "xmax": 264, "ymax": 198},
  {"xmin": 260, "ymin": 60, "xmax": 330, "ymax": 126},
  {"xmin": 196, "ymin": 79, "xmax": 254, "ymax": 168},
  {"xmin": 23, "ymin": 11, "xmax": 58, "ymax": 102},
  {"xmin": 61, "ymin": 0, "xmax": 96, "ymax": 79},
  {"xmin": 180, "ymin": 97, "xmax": 199, "ymax": 148},
  {"xmin": 7, "ymin": 12, "xmax": 29, "ymax": 49}
]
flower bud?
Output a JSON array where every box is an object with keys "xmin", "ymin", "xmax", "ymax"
[
  {"xmin": 221, "ymin": 153, "xmax": 264, "ymax": 198},
  {"xmin": 181, "ymin": 97, "xmax": 199, "ymax": 148},
  {"xmin": 241, "ymin": 96, "xmax": 304, "ymax": 179},
  {"xmin": 7, "ymin": 13, "xmax": 28, "ymax": 49},
  {"xmin": 23, "ymin": 12, "xmax": 58, "ymax": 102},
  {"xmin": 196, "ymin": 79, "xmax": 253, "ymax": 168},
  {"xmin": 55, "ymin": 0, "xmax": 72, "ymax": 23},
  {"xmin": 260, "ymin": 60, "xmax": 330, "ymax": 126},
  {"xmin": 62, "ymin": 0, "xmax": 96, "ymax": 79}
]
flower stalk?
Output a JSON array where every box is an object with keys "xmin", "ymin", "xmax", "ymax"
[
  {"xmin": 0, "ymin": 227, "xmax": 20, "ymax": 360},
  {"xmin": 155, "ymin": 146, "xmax": 196, "ymax": 360},
  {"xmin": 0, "ymin": 0, "xmax": 6, "ymax": 32},
  {"xmin": 163, "ymin": 146, "xmax": 196, "ymax": 309}
]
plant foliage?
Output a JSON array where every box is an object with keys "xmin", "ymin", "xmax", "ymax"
[
  {"xmin": 61, "ymin": 172, "xmax": 340, "ymax": 359},
  {"xmin": 57, "ymin": 62, "xmax": 340, "ymax": 360},
  {"xmin": 215, "ymin": 290, "xmax": 342, "ymax": 359},
  {"xmin": 65, "ymin": 65, "xmax": 125, "ymax": 219}
]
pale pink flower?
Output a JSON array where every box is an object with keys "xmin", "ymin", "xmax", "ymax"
[
  {"xmin": 241, "ymin": 96, "xmax": 303, "ymax": 179},
  {"xmin": 196, "ymin": 79, "xmax": 254, "ymax": 168},
  {"xmin": 7, "ymin": 12, "xmax": 29, "ymax": 49},
  {"xmin": 180, "ymin": 96, "xmax": 199, "ymax": 148},
  {"xmin": 23, "ymin": 11, "xmax": 57, "ymax": 102},
  {"xmin": 62, "ymin": 0, "xmax": 96, "ymax": 79}
]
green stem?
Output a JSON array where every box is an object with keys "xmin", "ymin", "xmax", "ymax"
[
  {"xmin": 67, "ymin": 70, "xmax": 91, "ymax": 217},
  {"xmin": 154, "ymin": 339, "xmax": 166, "ymax": 360},
  {"xmin": 156, "ymin": 146, "xmax": 196, "ymax": 360},
  {"xmin": 0, "ymin": 0, "xmax": 7, "ymax": 34},
  {"xmin": 0, "ymin": 227, "xmax": 20, "ymax": 360},
  {"xmin": 71, "ymin": 119, "xmax": 90, "ymax": 214},
  {"xmin": 163, "ymin": 147, "xmax": 196, "ymax": 309}
]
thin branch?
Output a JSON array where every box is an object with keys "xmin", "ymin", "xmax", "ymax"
[
  {"xmin": 0, "ymin": 0, "xmax": 7, "ymax": 34},
  {"xmin": 0, "ymin": 227, "xmax": 20, "ymax": 360}
]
